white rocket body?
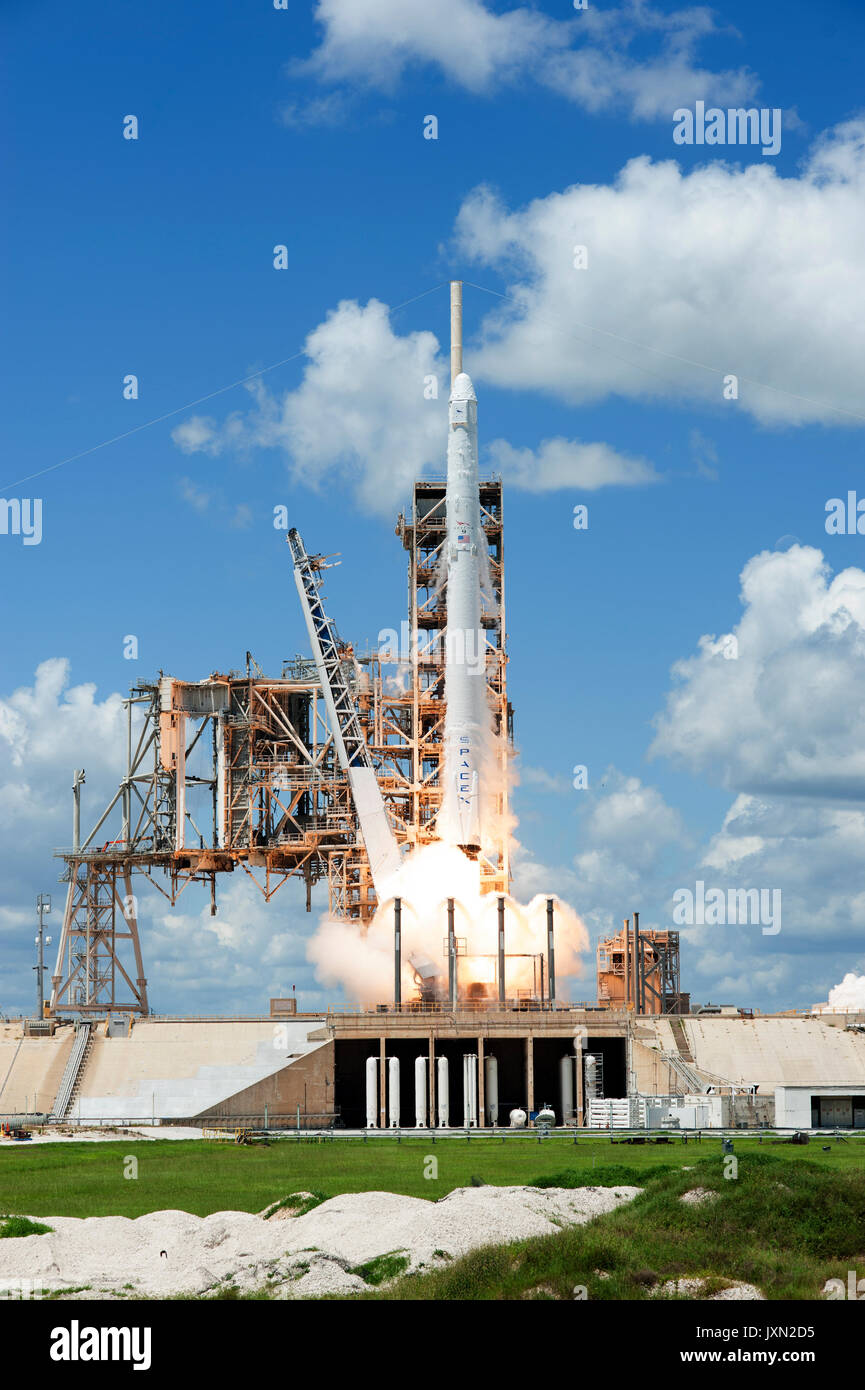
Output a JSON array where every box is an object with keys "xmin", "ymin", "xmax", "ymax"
[{"xmin": 441, "ymin": 369, "xmax": 485, "ymax": 854}]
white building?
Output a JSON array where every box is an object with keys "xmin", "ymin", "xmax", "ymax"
[{"xmin": 774, "ymin": 1084, "xmax": 865, "ymax": 1130}]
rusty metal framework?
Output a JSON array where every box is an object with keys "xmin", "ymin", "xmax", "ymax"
[
  {"xmin": 49, "ymin": 480, "xmax": 513, "ymax": 1017},
  {"xmin": 52, "ymin": 862, "xmax": 148, "ymax": 1016},
  {"xmin": 387, "ymin": 479, "xmax": 512, "ymax": 894},
  {"xmin": 597, "ymin": 927, "xmax": 683, "ymax": 1015}
]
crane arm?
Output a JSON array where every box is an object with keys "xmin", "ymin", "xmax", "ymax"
[{"xmin": 288, "ymin": 528, "xmax": 402, "ymax": 895}]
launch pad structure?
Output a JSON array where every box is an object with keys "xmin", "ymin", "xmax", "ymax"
[
  {"xmin": 47, "ymin": 283, "xmax": 512, "ymax": 1019},
  {"xmin": 12, "ymin": 288, "xmax": 865, "ymax": 1136}
]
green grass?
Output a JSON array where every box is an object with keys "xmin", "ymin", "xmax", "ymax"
[
  {"xmin": 1, "ymin": 1134, "xmax": 862, "ymax": 1219},
  {"xmin": 359, "ymin": 1152, "xmax": 865, "ymax": 1301},
  {"xmin": 0, "ymin": 1214, "xmax": 53, "ymax": 1237},
  {"xmin": 352, "ymin": 1251, "xmax": 411, "ymax": 1285},
  {"xmin": 261, "ymin": 1191, "xmax": 328, "ymax": 1219}
]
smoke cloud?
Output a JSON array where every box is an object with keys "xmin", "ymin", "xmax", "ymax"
[
  {"xmin": 306, "ymin": 841, "xmax": 589, "ymax": 1004},
  {"xmin": 818, "ymin": 972, "xmax": 865, "ymax": 1013}
]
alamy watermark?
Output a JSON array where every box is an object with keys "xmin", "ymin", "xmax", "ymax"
[
  {"xmin": 825, "ymin": 493, "xmax": 865, "ymax": 535},
  {"xmin": 0, "ymin": 1278, "xmax": 43, "ymax": 1299},
  {"xmin": 378, "ymin": 622, "xmax": 485, "ymax": 676},
  {"xmin": 673, "ymin": 102, "xmax": 782, "ymax": 157},
  {"xmin": 825, "ymin": 1270, "xmax": 865, "ymax": 1300},
  {"xmin": 50, "ymin": 1321, "xmax": 152, "ymax": 1370},
  {"xmin": 673, "ymin": 881, "xmax": 781, "ymax": 936},
  {"xmin": 1, "ymin": 498, "xmax": 42, "ymax": 545}
]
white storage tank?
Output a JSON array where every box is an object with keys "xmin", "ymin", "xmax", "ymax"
[
  {"xmin": 414, "ymin": 1055, "xmax": 427, "ymax": 1127},
  {"xmin": 365, "ymin": 1056, "xmax": 378, "ymax": 1129},
  {"xmin": 437, "ymin": 1055, "xmax": 449, "ymax": 1127},
  {"xmin": 485, "ymin": 1054, "xmax": 499, "ymax": 1127},
  {"xmin": 388, "ymin": 1056, "xmax": 400, "ymax": 1128},
  {"xmin": 463, "ymin": 1053, "xmax": 478, "ymax": 1128},
  {"xmin": 559, "ymin": 1054, "xmax": 575, "ymax": 1125}
]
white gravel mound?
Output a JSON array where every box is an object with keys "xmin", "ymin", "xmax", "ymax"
[
  {"xmin": 654, "ymin": 1277, "xmax": 765, "ymax": 1300},
  {"xmin": 0, "ymin": 1184, "xmax": 641, "ymax": 1300},
  {"xmin": 679, "ymin": 1187, "xmax": 719, "ymax": 1205}
]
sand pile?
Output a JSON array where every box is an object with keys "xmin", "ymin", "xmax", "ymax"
[
  {"xmin": 3, "ymin": 1126, "xmax": 206, "ymax": 1145},
  {"xmin": 0, "ymin": 1184, "xmax": 641, "ymax": 1300}
]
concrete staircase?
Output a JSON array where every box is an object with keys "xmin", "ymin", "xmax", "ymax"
[
  {"xmin": 51, "ymin": 1022, "xmax": 93, "ymax": 1119},
  {"xmin": 669, "ymin": 1017, "xmax": 695, "ymax": 1062}
]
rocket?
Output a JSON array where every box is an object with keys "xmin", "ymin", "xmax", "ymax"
[{"xmin": 441, "ymin": 281, "xmax": 486, "ymax": 856}]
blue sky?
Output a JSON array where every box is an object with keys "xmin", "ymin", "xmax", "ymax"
[{"xmin": 3, "ymin": 0, "xmax": 865, "ymax": 1017}]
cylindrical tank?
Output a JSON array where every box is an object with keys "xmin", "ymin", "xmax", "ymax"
[
  {"xmin": 559, "ymin": 1054, "xmax": 575, "ymax": 1125},
  {"xmin": 509, "ymin": 1107, "xmax": 527, "ymax": 1128},
  {"xmin": 437, "ymin": 1056, "xmax": 449, "ymax": 1127},
  {"xmin": 388, "ymin": 1056, "xmax": 400, "ymax": 1128},
  {"xmin": 485, "ymin": 1054, "xmax": 499, "ymax": 1127},
  {"xmin": 365, "ymin": 1056, "xmax": 378, "ymax": 1129},
  {"xmin": 462, "ymin": 1053, "xmax": 478, "ymax": 1128},
  {"xmin": 414, "ymin": 1055, "xmax": 427, "ymax": 1128},
  {"xmin": 535, "ymin": 1103, "xmax": 556, "ymax": 1127}
]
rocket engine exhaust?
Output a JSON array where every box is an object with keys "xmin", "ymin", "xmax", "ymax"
[{"xmin": 440, "ymin": 281, "xmax": 486, "ymax": 858}]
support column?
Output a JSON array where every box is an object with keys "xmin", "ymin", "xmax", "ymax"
[
  {"xmin": 478, "ymin": 1036, "xmax": 485, "ymax": 1128},
  {"xmin": 394, "ymin": 898, "xmax": 401, "ymax": 1009},
  {"xmin": 497, "ymin": 896, "xmax": 506, "ymax": 1006},
  {"xmin": 379, "ymin": 1036, "xmax": 386, "ymax": 1129},
  {"xmin": 546, "ymin": 898, "xmax": 556, "ymax": 1006},
  {"xmin": 428, "ymin": 1033, "xmax": 435, "ymax": 1131},
  {"xmin": 633, "ymin": 910, "xmax": 641, "ymax": 1015},
  {"xmin": 624, "ymin": 917, "xmax": 631, "ymax": 1009},
  {"xmin": 525, "ymin": 1035, "xmax": 534, "ymax": 1117},
  {"xmin": 447, "ymin": 898, "xmax": 457, "ymax": 1009}
]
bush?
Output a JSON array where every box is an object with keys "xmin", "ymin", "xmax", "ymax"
[{"xmin": 0, "ymin": 1215, "xmax": 53, "ymax": 1238}]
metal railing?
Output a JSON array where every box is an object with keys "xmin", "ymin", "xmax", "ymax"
[{"xmin": 324, "ymin": 1000, "xmax": 600, "ymax": 1016}]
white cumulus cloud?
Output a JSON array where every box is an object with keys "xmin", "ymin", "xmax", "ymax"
[
  {"xmin": 299, "ymin": 0, "xmax": 756, "ymax": 120},
  {"xmin": 486, "ymin": 435, "xmax": 658, "ymax": 490},
  {"xmin": 651, "ymin": 545, "xmax": 865, "ymax": 800},
  {"xmin": 454, "ymin": 120, "xmax": 865, "ymax": 425},
  {"xmin": 171, "ymin": 298, "xmax": 657, "ymax": 513}
]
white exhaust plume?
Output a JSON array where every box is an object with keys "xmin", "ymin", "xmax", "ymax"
[
  {"xmin": 814, "ymin": 972, "xmax": 865, "ymax": 1012},
  {"xmin": 307, "ymin": 842, "xmax": 589, "ymax": 1004}
]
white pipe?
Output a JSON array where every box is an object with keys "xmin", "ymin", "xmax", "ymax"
[
  {"xmin": 485, "ymin": 1054, "xmax": 499, "ymax": 1127},
  {"xmin": 174, "ymin": 712, "xmax": 186, "ymax": 851},
  {"xmin": 414, "ymin": 1055, "xmax": 427, "ymax": 1128},
  {"xmin": 437, "ymin": 1056, "xmax": 449, "ymax": 1127},
  {"xmin": 463, "ymin": 1053, "xmax": 478, "ymax": 1128},
  {"xmin": 388, "ymin": 1056, "xmax": 400, "ymax": 1128},
  {"xmin": 216, "ymin": 713, "xmax": 226, "ymax": 848},
  {"xmin": 365, "ymin": 1056, "xmax": 378, "ymax": 1129}
]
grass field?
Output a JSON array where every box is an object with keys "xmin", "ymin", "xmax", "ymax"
[
  {"xmin": 360, "ymin": 1150, "xmax": 865, "ymax": 1301},
  {"xmin": 0, "ymin": 1132, "xmax": 863, "ymax": 1219}
]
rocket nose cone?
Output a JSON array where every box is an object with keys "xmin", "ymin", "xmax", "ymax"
[{"xmin": 450, "ymin": 372, "xmax": 476, "ymax": 403}]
